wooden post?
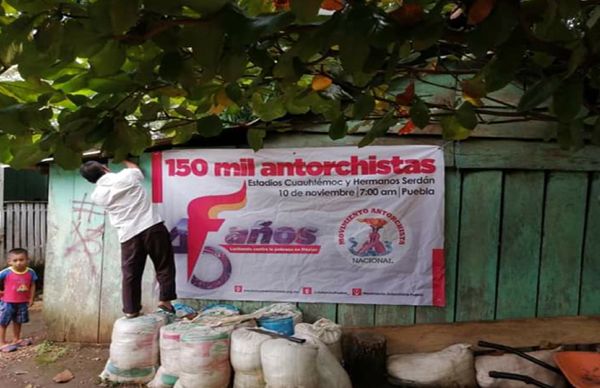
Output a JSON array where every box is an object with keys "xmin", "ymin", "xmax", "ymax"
[{"xmin": 343, "ymin": 332, "xmax": 388, "ymax": 388}]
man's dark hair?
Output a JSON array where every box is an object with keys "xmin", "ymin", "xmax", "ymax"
[
  {"xmin": 8, "ymin": 248, "xmax": 28, "ymax": 257},
  {"xmin": 80, "ymin": 161, "xmax": 107, "ymax": 183}
]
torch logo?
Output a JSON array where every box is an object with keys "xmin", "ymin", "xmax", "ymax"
[{"xmin": 186, "ymin": 183, "xmax": 247, "ymax": 289}]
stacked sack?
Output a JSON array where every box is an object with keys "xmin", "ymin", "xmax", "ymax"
[
  {"xmin": 230, "ymin": 328, "xmax": 272, "ymax": 388},
  {"xmin": 148, "ymin": 321, "xmax": 198, "ymax": 388},
  {"xmin": 100, "ymin": 313, "xmax": 167, "ymax": 384},
  {"xmin": 261, "ymin": 338, "xmax": 320, "ymax": 388},
  {"xmin": 295, "ymin": 318, "xmax": 343, "ymax": 363},
  {"xmin": 175, "ymin": 325, "xmax": 233, "ymax": 388}
]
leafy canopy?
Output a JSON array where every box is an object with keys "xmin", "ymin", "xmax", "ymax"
[{"xmin": 0, "ymin": 0, "xmax": 599, "ymax": 169}]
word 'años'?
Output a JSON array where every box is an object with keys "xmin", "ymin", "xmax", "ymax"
[{"xmin": 165, "ymin": 156, "xmax": 437, "ymax": 177}]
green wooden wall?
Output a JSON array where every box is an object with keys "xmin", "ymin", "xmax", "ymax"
[{"xmin": 44, "ymin": 135, "xmax": 600, "ymax": 342}]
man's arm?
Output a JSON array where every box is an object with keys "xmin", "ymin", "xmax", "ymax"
[{"xmin": 122, "ymin": 160, "xmax": 139, "ymax": 169}]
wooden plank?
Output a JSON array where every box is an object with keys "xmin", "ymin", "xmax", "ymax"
[
  {"xmin": 337, "ymin": 304, "xmax": 374, "ymax": 327},
  {"xmin": 416, "ymin": 170, "xmax": 461, "ymax": 323},
  {"xmin": 537, "ymin": 172, "xmax": 587, "ymax": 317},
  {"xmin": 298, "ymin": 303, "xmax": 337, "ymax": 323},
  {"xmin": 345, "ymin": 316, "xmax": 600, "ymax": 354},
  {"xmin": 455, "ymin": 140, "xmax": 600, "ymax": 171},
  {"xmin": 6, "ymin": 203, "xmax": 12, "ymax": 259},
  {"xmin": 20, "ymin": 203, "xmax": 26, "ymax": 249},
  {"xmin": 14, "ymin": 203, "xmax": 20, "ymax": 250},
  {"xmin": 40, "ymin": 203, "xmax": 47, "ymax": 262},
  {"xmin": 374, "ymin": 305, "xmax": 414, "ymax": 326},
  {"xmin": 43, "ymin": 167, "xmax": 75, "ymax": 342},
  {"xmin": 34, "ymin": 203, "xmax": 41, "ymax": 264},
  {"xmin": 496, "ymin": 172, "xmax": 544, "ymax": 320},
  {"xmin": 455, "ymin": 171, "xmax": 502, "ymax": 322},
  {"xmin": 580, "ymin": 173, "xmax": 600, "ymax": 315},
  {"xmin": 26, "ymin": 203, "xmax": 34, "ymax": 264}
]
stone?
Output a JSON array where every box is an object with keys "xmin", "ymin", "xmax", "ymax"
[{"xmin": 52, "ymin": 369, "xmax": 74, "ymax": 383}]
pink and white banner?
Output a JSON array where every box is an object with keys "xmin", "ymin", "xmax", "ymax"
[{"xmin": 152, "ymin": 146, "xmax": 445, "ymax": 306}]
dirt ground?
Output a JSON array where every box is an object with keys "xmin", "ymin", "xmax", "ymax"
[{"xmin": 0, "ymin": 301, "xmax": 112, "ymax": 388}]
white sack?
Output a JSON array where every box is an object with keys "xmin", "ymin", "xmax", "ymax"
[
  {"xmin": 295, "ymin": 318, "xmax": 343, "ymax": 362},
  {"xmin": 231, "ymin": 328, "xmax": 272, "ymax": 388},
  {"xmin": 261, "ymin": 338, "xmax": 319, "ymax": 388},
  {"xmin": 295, "ymin": 333, "xmax": 351, "ymax": 388},
  {"xmin": 387, "ymin": 343, "xmax": 476, "ymax": 387},
  {"xmin": 476, "ymin": 347, "xmax": 567, "ymax": 388}
]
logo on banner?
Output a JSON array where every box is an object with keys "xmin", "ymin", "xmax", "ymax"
[
  {"xmin": 186, "ymin": 183, "xmax": 247, "ymax": 289},
  {"xmin": 337, "ymin": 208, "xmax": 407, "ymax": 268},
  {"xmin": 221, "ymin": 221, "xmax": 320, "ymax": 254}
]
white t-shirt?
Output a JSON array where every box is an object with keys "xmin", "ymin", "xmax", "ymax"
[{"xmin": 91, "ymin": 168, "xmax": 162, "ymax": 243}]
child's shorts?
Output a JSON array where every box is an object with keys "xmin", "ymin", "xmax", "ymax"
[{"xmin": 0, "ymin": 301, "xmax": 29, "ymax": 326}]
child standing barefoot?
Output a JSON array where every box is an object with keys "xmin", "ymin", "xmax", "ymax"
[{"xmin": 0, "ymin": 248, "xmax": 37, "ymax": 352}]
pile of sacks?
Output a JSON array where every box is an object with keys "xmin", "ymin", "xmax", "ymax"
[
  {"xmin": 386, "ymin": 344, "xmax": 568, "ymax": 387},
  {"xmin": 99, "ymin": 303, "xmax": 351, "ymax": 388}
]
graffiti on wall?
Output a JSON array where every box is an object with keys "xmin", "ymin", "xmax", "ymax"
[{"xmin": 66, "ymin": 193, "xmax": 105, "ymax": 275}]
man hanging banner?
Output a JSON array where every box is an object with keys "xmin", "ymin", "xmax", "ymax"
[{"xmin": 152, "ymin": 145, "xmax": 445, "ymax": 306}]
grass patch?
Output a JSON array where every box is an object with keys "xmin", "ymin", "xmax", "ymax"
[{"xmin": 34, "ymin": 340, "xmax": 69, "ymax": 364}]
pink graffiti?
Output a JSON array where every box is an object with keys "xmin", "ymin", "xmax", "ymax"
[{"xmin": 65, "ymin": 194, "xmax": 105, "ymax": 276}]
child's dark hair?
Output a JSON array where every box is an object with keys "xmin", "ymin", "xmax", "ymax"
[
  {"xmin": 8, "ymin": 248, "xmax": 28, "ymax": 257},
  {"xmin": 80, "ymin": 161, "xmax": 107, "ymax": 183}
]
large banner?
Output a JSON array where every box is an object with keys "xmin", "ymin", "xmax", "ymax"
[{"xmin": 152, "ymin": 146, "xmax": 445, "ymax": 306}]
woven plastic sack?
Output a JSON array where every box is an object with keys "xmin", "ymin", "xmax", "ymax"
[
  {"xmin": 261, "ymin": 338, "xmax": 319, "ymax": 388},
  {"xmin": 230, "ymin": 328, "xmax": 272, "ymax": 388},
  {"xmin": 295, "ymin": 333, "xmax": 351, "ymax": 388},
  {"xmin": 100, "ymin": 313, "xmax": 166, "ymax": 384},
  {"xmin": 476, "ymin": 347, "xmax": 567, "ymax": 388},
  {"xmin": 174, "ymin": 326, "xmax": 232, "ymax": 388},
  {"xmin": 148, "ymin": 322, "xmax": 199, "ymax": 387},
  {"xmin": 387, "ymin": 344, "xmax": 476, "ymax": 387},
  {"xmin": 295, "ymin": 318, "xmax": 343, "ymax": 362}
]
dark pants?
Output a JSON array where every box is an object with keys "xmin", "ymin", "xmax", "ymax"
[{"xmin": 120, "ymin": 222, "xmax": 177, "ymax": 314}]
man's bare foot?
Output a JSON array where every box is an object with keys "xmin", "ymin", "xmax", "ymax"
[{"xmin": 157, "ymin": 302, "xmax": 175, "ymax": 314}]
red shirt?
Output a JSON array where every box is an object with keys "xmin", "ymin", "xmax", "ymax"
[{"xmin": 0, "ymin": 267, "xmax": 37, "ymax": 303}]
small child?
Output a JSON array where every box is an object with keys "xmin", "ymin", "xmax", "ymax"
[{"xmin": 0, "ymin": 248, "xmax": 37, "ymax": 352}]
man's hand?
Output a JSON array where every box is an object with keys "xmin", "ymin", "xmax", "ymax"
[
  {"xmin": 28, "ymin": 299, "xmax": 34, "ymax": 307},
  {"xmin": 122, "ymin": 160, "xmax": 140, "ymax": 169}
]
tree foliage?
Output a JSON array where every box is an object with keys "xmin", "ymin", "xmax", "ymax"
[{"xmin": 0, "ymin": 0, "xmax": 599, "ymax": 168}]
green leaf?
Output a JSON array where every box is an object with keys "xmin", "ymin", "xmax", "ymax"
[
  {"xmin": 483, "ymin": 32, "xmax": 526, "ymax": 92},
  {"xmin": 340, "ymin": 33, "xmax": 370, "ymax": 74},
  {"xmin": 441, "ymin": 116, "xmax": 471, "ymax": 140},
  {"xmin": 557, "ymin": 120, "xmax": 584, "ymax": 150},
  {"xmin": 329, "ymin": 116, "xmax": 348, "ymax": 140},
  {"xmin": 186, "ymin": 22, "xmax": 224, "ymax": 77},
  {"xmin": 87, "ymin": 76, "xmax": 137, "ymax": 93},
  {"xmin": 181, "ymin": 0, "xmax": 228, "ymax": 15},
  {"xmin": 159, "ymin": 51, "xmax": 184, "ymax": 81},
  {"xmin": 410, "ymin": 98, "xmax": 430, "ymax": 128},
  {"xmin": 220, "ymin": 52, "xmax": 247, "ymax": 82},
  {"xmin": 567, "ymin": 44, "xmax": 586, "ymax": 78},
  {"xmin": 172, "ymin": 122, "xmax": 196, "ymax": 145},
  {"xmin": 592, "ymin": 116, "xmax": 600, "ymax": 146},
  {"xmin": 247, "ymin": 128, "xmax": 266, "ymax": 151},
  {"xmin": 90, "ymin": 41, "xmax": 126, "ymax": 76},
  {"xmin": 110, "ymin": 0, "xmax": 140, "ymax": 34},
  {"xmin": 290, "ymin": 0, "xmax": 321, "ymax": 22},
  {"xmin": 358, "ymin": 110, "xmax": 397, "ymax": 147},
  {"xmin": 467, "ymin": 1, "xmax": 518, "ymax": 57},
  {"xmin": 225, "ymin": 83, "xmax": 243, "ymax": 105},
  {"xmin": 352, "ymin": 94, "xmax": 375, "ymax": 119},
  {"xmin": 517, "ymin": 76, "xmax": 562, "ymax": 112},
  {"xmin": 196, "ymin": 115, "xmax": 223, "ymax": 137},
  {"xmin": 54, "ymin": 141, "xmax": 82, "ymax": 170},
  {"xmin": 553, "ymin": 77, "xmax": 583, "ymax": 122},
  {"xmin": 251, "ymin": 92, "xmax": 287, "ymax": 121},
  {"xmin": 456, "ymin": 101, "xmax": 478, "ymax": 130}
]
